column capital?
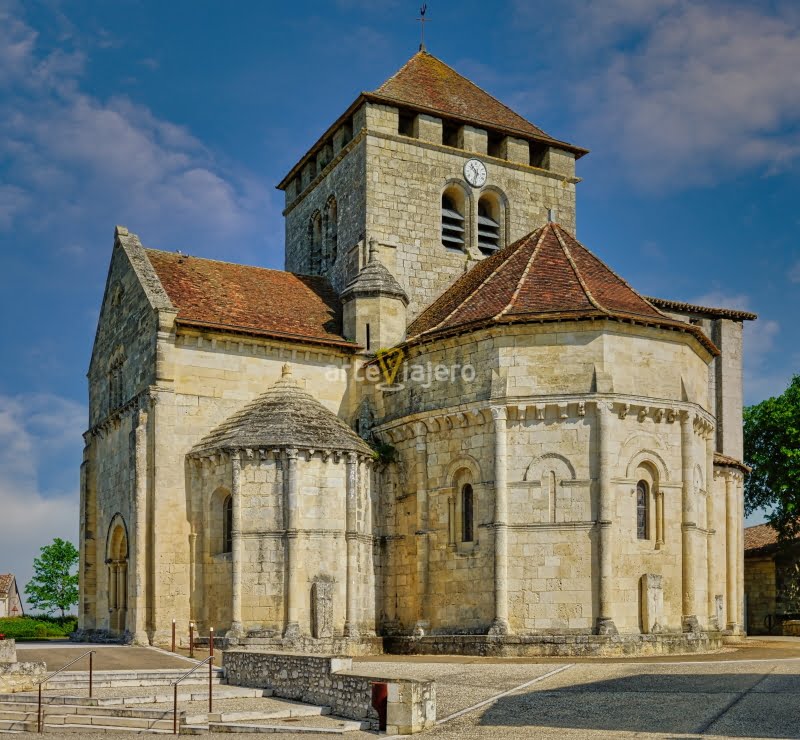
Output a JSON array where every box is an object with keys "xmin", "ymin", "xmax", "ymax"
[{"xmin": 490, "ymin": 405, "xmax": 507, "ymax": 422}]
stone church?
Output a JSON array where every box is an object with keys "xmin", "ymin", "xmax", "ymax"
[{"xmin": 79, "ymin": 51, "xmax": 755, "ymax": 653}]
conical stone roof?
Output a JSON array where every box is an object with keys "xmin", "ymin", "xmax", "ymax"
[
  {"xmin": 341, "ymin": 244, "xmax": 408, "ymax": 304},
  {"xmin": 190, "ymin": 365, "xmax": 373, "ymax": 457},
  {"xmin": 407, "ymin": 222, "xmax": 718, "ymax": 356}
]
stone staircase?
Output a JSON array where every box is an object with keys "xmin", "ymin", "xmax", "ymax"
[{"xmin": 0, "ymin": 667, "xmax": 369, "ymax": 734}]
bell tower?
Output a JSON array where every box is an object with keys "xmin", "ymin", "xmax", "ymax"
[{"xmin": 278, "ymin": 51, "xmax": 588, "ymax": 319}]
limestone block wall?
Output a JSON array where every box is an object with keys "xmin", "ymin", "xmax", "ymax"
[
  {"xmin": 744, "ymin": 555, "xmax": 776, "ymax": 634},
  {"xmin": 284, "ymin": 99, "xmax": 579, "ymax": 319},
  {"xmin": 711, "ymin": 319, "xmax": 744, "ymax": 459},
  {"xmin": 222, "ymin": 651, "xmax": 436, "ymax": 734},
  {"xmin": 654, "ymin": 308, "xmax": 745, "ymax": 461},
  {"xmin": 374, "ymin": 318, "xmax": 725, "ymax": 635},
  {"xmin": 284, "ymin": 135, "xmax": 368, "ymax": 291},
  {"xmin": 364, "ymin": 128, "xmax": 578, "ymax": 318},
  {"xmin": 88, "ymin": 241, "xmax": 159, "ymax": 428},
  {"xmin": 85, "ymin": 413, "xmax": 138, "ymax": 631},
  {"xmin": 193, "ymin": 451, "xmax": 376, "ymax": 638}
]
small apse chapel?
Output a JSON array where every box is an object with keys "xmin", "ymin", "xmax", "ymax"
[{"xmin": 79, "ymin": 50, "xmax": 755, "ymax": 654}]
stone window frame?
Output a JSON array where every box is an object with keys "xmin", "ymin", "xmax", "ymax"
[
  {"xmin": 308, "ymin": 210, "xmax": 323, "ymax": 274},
  {"xmin": 461, "ymin": 483, "xmax": 474, "ymax": 543},
  {"xmin": 323, "ymin": 195, "xmax": 338, "ymax": 269},
  {"xmin": 222, "ymin": 494, "xmax": 233, "ymax": 554},
  {"xmin": 447, "ymin": 459, "xmax": 482, "ymax": 555},
  {"xmin": 476, "ymin": 186, "xmax": 509, "ymax": 256},
  {"xmin": 210, "ymin": 487, "xmax": 233, "ymax": 559},
  {"xmin": 440, "ymin": 181, "xmax": 472, "ymax": 253},
  {"xmin": 636, "ymin": 480, "xmax": 649, "ymax": 540},
  {"xmin": 107, "ymin": 346, "xmax": 126, "ymax": 413}
]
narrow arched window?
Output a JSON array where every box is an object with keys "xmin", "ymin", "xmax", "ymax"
[
  {"xmin": 223, "ymin": 495, "xmax": 233, "ymax": 554},
  {"xmin": 462, "ymin": 484, "xmax": 474, "ymax": 543},
  {"xmin": 324, "ymin": 197, "xmax": 338, "ymax": 267},
  {"xmin": 636, "ymin": 480, "xmax": 649, "ymax": 540},
  {"xmin": 441, "ymin": 193, "xmax": 465, "ymax": 250},
  {"xmin": 309, "ymin": 212, "xmax": 322, "ymax": 273},
  {"xmin": 477, "ymin": 197, "xmax": 501, "ymax": 255}
]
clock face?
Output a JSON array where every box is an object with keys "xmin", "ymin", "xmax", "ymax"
[{"xmin": 464, "ymin": 158, "xmax": 487, "ymax": 188}]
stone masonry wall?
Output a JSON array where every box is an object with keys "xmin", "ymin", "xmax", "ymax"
[
  {"xmin": 222, "ymin": 651, "xmax": 435, "ymax": 734},
  {"xmin": 744, "ymin": 555, "xmax": 775, "ymax": 635},
  {"xmin": 375, "ymin": 319, "xmax": 724, "ymax": 634},
  {"xmin": 284, "ymin": 100, "xmax": 579, "ymax": 320}
]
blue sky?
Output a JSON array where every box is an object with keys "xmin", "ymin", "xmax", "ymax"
[{"xmin": 1, "ymin": 0, "xmax": 798, "ymax": 605}]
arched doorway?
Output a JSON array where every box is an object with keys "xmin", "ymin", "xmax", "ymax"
[{"xmin": 106, "ymin": 515, "xmax": 129, "ymax": 634}]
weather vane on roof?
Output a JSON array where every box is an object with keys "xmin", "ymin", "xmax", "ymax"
[{"xmin": 417, "ymin": 4, "xmax": 430, "ymax": 52}]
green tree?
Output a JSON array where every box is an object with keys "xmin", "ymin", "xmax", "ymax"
[
  {"xmin": 25, "ymin": 538, "xmax": 79, "ymax": 618},
  {"xmin": 744, "ymin": 374, "xmax": 800, "ymax": 541}
]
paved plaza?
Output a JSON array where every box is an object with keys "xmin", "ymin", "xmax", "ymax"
[{"xmin": 14, "ymin": 638, "xmax": 800, "ymax": 738}]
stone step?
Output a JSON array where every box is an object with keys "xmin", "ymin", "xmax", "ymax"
[
  {"xmin": 0, "ymin": 705, "xmax": 179, "ymax": 721},
  {"xmin": 43, "ymin": 669, "xmax": 225, "ymax": 690},
  {"xmin": 0, "ymin": 685, "xmax": 266, "ymax": 708},
  {"xmin": 208, "ymin": 718, "xmax": 369, "ymax": 734},
  {"xmin": 0, "ymin": 718, "xmax": 174, "ymax": 734}
]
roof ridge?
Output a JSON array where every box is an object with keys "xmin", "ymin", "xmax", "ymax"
[
  {"xmin": 422, "ymin": 238, "xmax": 529, "ymax": 335},
  {"xmin": 413, "ymin": 52, "xmax": 550, "ymax": 139},
  {"xmin": 552, "ymin": 224, "xmax": 610, "ymax": 316},
  {"xmin": 556, "ymin": 228, "xmax": 670, "ymax": 320},
  {"xmin": 494, "ymin": 226, "xmax": 547, "ymax": 320},
  {"xmin": 145, "ymin": 247, "xmax": 328, "ymax": 284},
  {"xmin": 372, "ymin": 50, "xmax": 426, "ymax": 94}
]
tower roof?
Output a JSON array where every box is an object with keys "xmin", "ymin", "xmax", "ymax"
[
  {"xmin": 407, "ymin": 222, "xmax": 719, "ymax": 356},
  {"xmin": 190, "ymin": 365, "xmax": 373, "ymax": 457},
  {"xmin": 368, "ymin": 51, "xmax": 586, "ymax": 156},
  {"xmin": 277, "ymin": 51, "xmax": 587, "ymax": 190}
]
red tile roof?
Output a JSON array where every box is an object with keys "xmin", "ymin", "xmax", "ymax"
[
  {"xmin": 406, "ymin": 222, "xmax": 719, "ymax": 356},
  {"xmin": 713, "ymin": 452, "xmax": 751, "ymax": 473},
  {"xmin": 277, "ymin": 51, "xmax": 588, "ymax": 190},
  {"xmin": 367, "ymin": 51, "xmax": 588, "ymax": 157},
  {"xmin": 646, "ymin": 296, "xmax": 757, "ymax": 321},
  {"xmin": 745, "ymin": 523, "xmax": 780, "ymax": 553},
  {"xmin": 145, "ymin": 250, "xmax": 358, "ymax": 350}
]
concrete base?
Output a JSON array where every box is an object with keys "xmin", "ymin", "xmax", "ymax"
[{"xmin": 384, "ymin": 631, "xmax": 725, "ymax": 658}]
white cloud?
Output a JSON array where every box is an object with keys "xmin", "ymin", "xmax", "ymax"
[
  {"xmin": 591, "ymin": 3, "xmax": 800, "ymax": 186},
  {"xmin": 0, "ymin": 393, "xmax": 83, "ymax": 611},
  {"xmin": 512, "ymin": 0, "xmax": 800, "ymax": 189},
  {"xmin": 0, "ymin": 4, "xmax": 271, "ymax": 255},
  {"xmin": 789, "ymin": 260, "xmax": 800, "ymax": 283}
]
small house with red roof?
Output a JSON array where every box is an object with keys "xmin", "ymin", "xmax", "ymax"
[{"xmin": 79, "ymin": 49, "xmax": 755, "ymax": 654}]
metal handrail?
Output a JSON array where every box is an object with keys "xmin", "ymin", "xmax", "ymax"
[
  {"xmin": 37, "ymin": 650, "xmax": 95, "ymax": 733},
  {"xmin": 170, "ymin": 655, "xmax": 214, "ymax": 735}
]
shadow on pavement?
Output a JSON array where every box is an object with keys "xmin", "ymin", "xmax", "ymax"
[{"xmin": 478, "ymin": 672, "xmax": 800, "ymax": 738}]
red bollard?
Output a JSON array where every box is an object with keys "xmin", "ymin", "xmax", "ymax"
[{"xmin": 371, "ymin": 682, "xmax": 388, "ymax": 731}]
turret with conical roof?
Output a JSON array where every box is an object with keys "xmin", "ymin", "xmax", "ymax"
[{"xmin": 341, "ymin": 239, "xmax": 409, "ymax": 351}]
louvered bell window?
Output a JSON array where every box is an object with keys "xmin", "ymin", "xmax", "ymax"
[
  {"xmin": 477, "ymin": 202, "xmax": 500, "ymax": 255},
  {"xmin": 441, "ymin": 195, "xmax": 465, "ymax": 250}
]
